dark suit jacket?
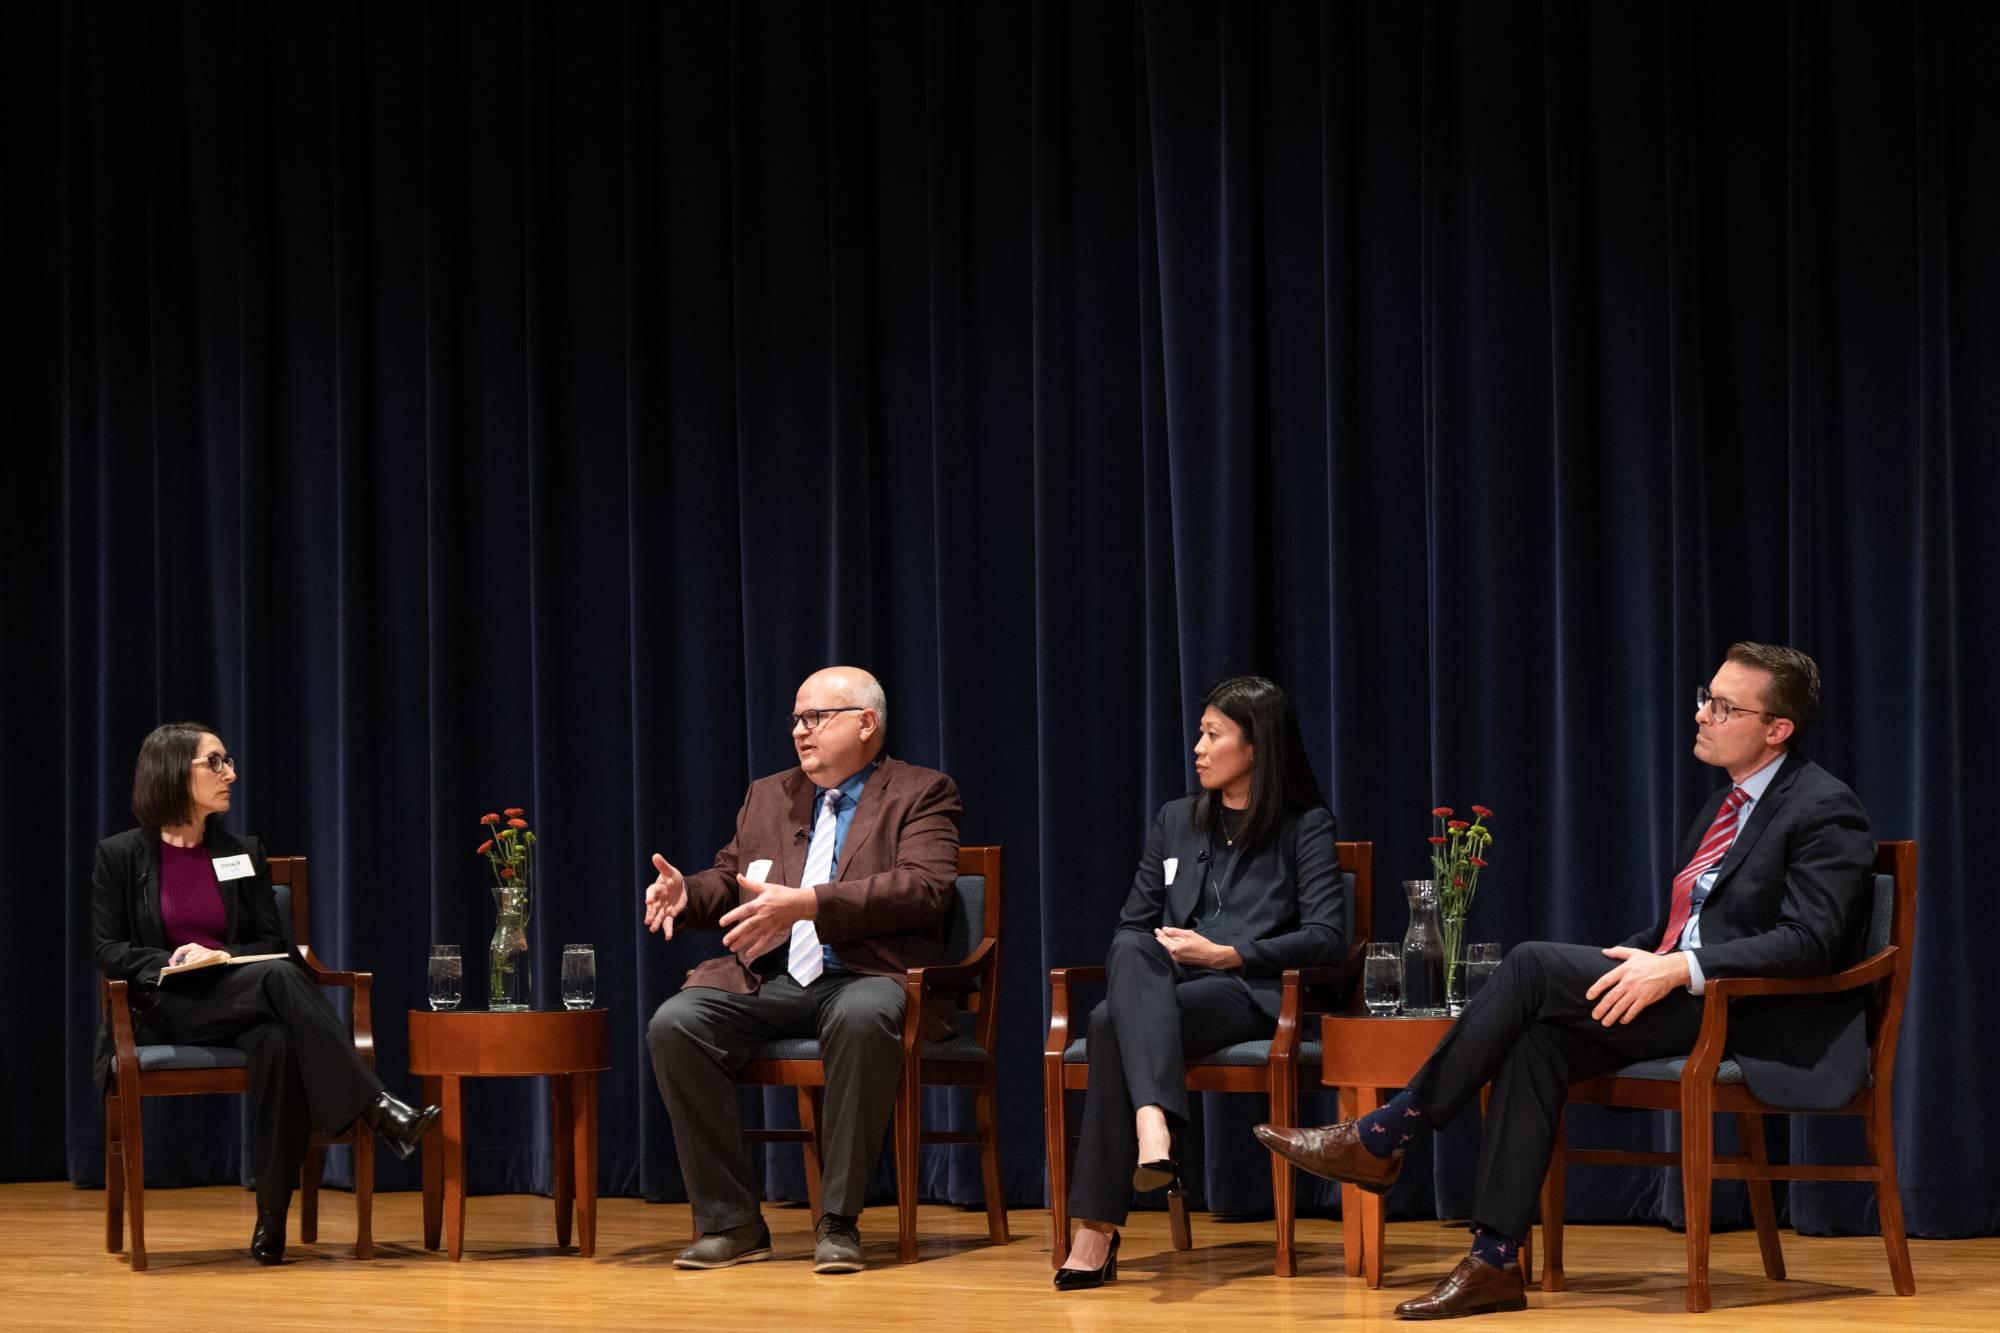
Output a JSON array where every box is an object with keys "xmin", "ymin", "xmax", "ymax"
[
  {"xmin": 1619, "ymin": 752, "xmax": 1876, "ymax": 1109},
  {"xmin": 1115, "ymin": 798, "xmax": 1346, "ymax": 1018},
  {"xmin": 677, "ymin": 755, "xmax": 963, "ymax": 1040},
  {"xmin": 90, "ymin": 824, "xmax": 292, "ymax": 1092}
]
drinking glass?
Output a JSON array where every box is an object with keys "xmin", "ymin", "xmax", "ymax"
[
  {"xmin": 1363, "ymin": 943, "xmax": 1403, "ymax": 1016},
  {"xmin": 427, "ymin": 945, "xmax": 462, "ymax": 1011},
  {"xmin": 1463, "ymin": 942, "xmax": 1502, "ymax": 1007},
  {"xmin": 561, "ymin": 944, "xmax": 596, "ymax": 1010}
]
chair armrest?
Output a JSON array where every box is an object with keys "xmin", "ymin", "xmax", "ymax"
[
  {"xmin": 1680, "ymin": 948, "xmax": 1898, "ymax": 1085},
  {"xmin": 1703, "ymin": 948, "xmax": 1897, "ymax": 1001},
  {"xmin": 906, "ymin": 937, "xmax": 998, "ymax": 994},
  {"xmin": 1044, "ymin": 965, "xmax": 1108, "ymax": 1059},
  {"xmin": 106, "ymin": 978, "xmax": 142, "ymax": 1095}
]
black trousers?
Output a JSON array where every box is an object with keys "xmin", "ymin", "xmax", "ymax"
[
  {"xmin": 1067, "ymin": 929, "xmax": 1274, "ymax": 1226},
  {"xmin": 137, "ymin": 960, "xmax": 384, "ymax": 1213},
  {"xmin": 1406, "ymin": 941, "xmax": 1706, "ymax": 1242},
  {"xmin": 646, "ymin": 971, "xmax": 906, "ymax": 1234}
]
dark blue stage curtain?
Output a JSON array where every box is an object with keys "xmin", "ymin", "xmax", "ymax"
[{"xmin": 5, "ymin": 1, "xmax": 1995, "ymax": 1240}]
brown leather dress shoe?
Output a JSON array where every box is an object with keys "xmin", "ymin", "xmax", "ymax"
[
  {"xmin": 1393, "ymin": 1255, "xmax": 1527, "ymax": 1319},
  {"xmin": 1252, "ymin": 1121, "xmax": 1403, "ymax": 1194}
]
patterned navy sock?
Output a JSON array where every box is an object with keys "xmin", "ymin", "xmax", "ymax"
[
  {"xmin": 1469, "ymin": 1225, "xmax": 1520, "ymax": 1270},
  {"xmin": 1355, "ymin": 1089, "xmax": 1428, "ymax": 1159}
]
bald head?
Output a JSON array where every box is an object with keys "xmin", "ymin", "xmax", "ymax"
[{"xmin": 791, "ymin": 666, "xmax": 887, "ymax": 784}]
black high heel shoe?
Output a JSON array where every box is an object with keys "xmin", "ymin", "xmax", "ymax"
[
  {"xmin": 250, "ymin": 1204, "xmax": 286, "ymax": 1266},
  {"xmin": 1133, "ymin": 1145, "xmax": 1182, "ymax": 1193},
  {"xmin": 1053, "ymin": 1229, "xmax": 1121, "ymax": 1291}
]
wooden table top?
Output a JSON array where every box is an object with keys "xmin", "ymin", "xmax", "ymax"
[{"xmin": 407, "ymin": 1007, "xmax": 611, "ymax": 1076}]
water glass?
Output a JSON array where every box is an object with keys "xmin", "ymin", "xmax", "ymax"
[
  {"xmin": 1463, "ymin": 942, "xmax": 1502, "ymax": 1006},
  {"xmin": 1363, "ymin": 943, "xmax": 1403, "ymax": 1016},
  {"xmin": 561, "ymin": 944, "xmax": 596, "ymax": 1010},
  {"xmin": 427, "ymin": 945, "xmax": 462, "ymax": 1011}
]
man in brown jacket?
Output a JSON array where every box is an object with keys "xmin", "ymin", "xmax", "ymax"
[{"xmin": 644, "ymin": 666, "xmax": 962, "ymax": 1274}]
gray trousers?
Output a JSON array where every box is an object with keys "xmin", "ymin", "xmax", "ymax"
[{"xmin": 647, "ymin": 970, "xmax": 906, "ymax": 1234}]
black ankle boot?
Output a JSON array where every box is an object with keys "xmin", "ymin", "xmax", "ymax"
[
  {"xmin": 362, "ymin": 1090, "xmax": 441, "ymax": 1160},
  {"xmin": 250, "ymin": 1203, "xmax": 287, "ymax": 1265}
]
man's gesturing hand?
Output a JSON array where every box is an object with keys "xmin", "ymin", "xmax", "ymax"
[
  {"xmin": 1586, "ymin": 946, "xmax": 1691, "ymax": 1026},
  {"xmin": 719, "ymin": 874, "xmax": 817, "ymax": 963},
  {"xmin": 643, "ymin": 853, "xmax": 688, "ymax": 937}
]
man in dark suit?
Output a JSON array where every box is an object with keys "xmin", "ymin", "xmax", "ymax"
[
  {"xmin": 643, "ymin": 666, "xmax": 962, "ymax": 1274},
  {"xmin": 1257, "ymin": 643, "xmax": 1875, "ymax": 1319}
]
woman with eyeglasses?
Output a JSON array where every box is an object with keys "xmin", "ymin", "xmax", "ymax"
[
  {"xmin": 1054, "ymin": 676, "xmax": 1347, "ymax": 1289},
  {"xmin": 91, "ymin": 721, "xmax": 440, "ymax": 1265}
]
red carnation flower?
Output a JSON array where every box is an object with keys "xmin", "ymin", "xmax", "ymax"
[
  {"xmin": 1431, "ymin": 806, "xmax": 1453, "ymax": 818},
  {"xmin": 1448, "ymin": 819, "xmax": 1469, "ymax": 830},
  {"xmin": 1428, "ymin": 836, "xmax": 1448, "ymax": 845},
  {"xmin": 500, "ymin": 866, "xmax": 516, "ymax": 879},
  {"xmin": 504, "ymin": 807, "xmax": 525, "ymax": 817},
  {"xmin": 1471, "ymin": 804, "xmax": 1493, "ymax": 819},
  {"xmin": 481, "ymin": 813, "xmax": 501, "ymax": 825},
  {"xmin": 1471, "ymin": 856, "xmax": 1488, "ymax": 868},
  {"xmin": 476, "ymin": 839, "xmax": 494, "ymax": 856},
  {"xmin": 1454, "ymin": 877, "xmax": 1466, "ymax": 887},
  {"xmin": 507, "ymin": 817, "xmax": 528, "ymax": 829}
]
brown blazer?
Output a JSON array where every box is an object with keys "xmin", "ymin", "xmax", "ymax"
[{"xmin": 678, "ymin": 755, "xmax": 964, "ymax": 1040}]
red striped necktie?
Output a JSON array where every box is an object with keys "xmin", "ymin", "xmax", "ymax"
[{"xmin": 1656, "ymin": 786, "xmax": 1750, "ymax": 954}]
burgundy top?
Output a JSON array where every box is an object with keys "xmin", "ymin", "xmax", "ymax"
[{"xmin": 159, "ymin": 838, "xmax": 227, "ymax": 950}]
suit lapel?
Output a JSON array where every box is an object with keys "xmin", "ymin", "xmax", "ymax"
[
  {"xmin": 140, "ymin": 833, "xmax": 164, "ymax": 944},
  {"xmin": 833, "ymin": 759, "xmax": 892, "ymax": 880},
  {"xmin": 1706, "ymin": 753, "xmax": 1800, "ymax": 897},
  {"xmin": 1166, "ymin": 821, "xmax": 1206, "ymax": 926},
  {"xmin": 780, "ymin": 771, "xmax": 816, "ymax": 888}
]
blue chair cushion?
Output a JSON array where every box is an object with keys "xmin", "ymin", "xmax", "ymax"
[
  {"xmin": 752, "ymin": 1034, "xmax": 989, "ymax": 1063},
  {"xmin": 1063, "ymin": 1037, "xmax": 1321, "ymax": 1068},
  {"xmin": 1611, "ymin": 1055, "xmax": 1747, "ymax": 1084},
  {"xmin": 122, "ymin": 1044, "xmax": 249, "ymax": 1074}
]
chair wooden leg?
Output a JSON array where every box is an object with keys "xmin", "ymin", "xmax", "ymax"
[
  {"xmin": 1736, "ymin": 1112, "xmax": 1785, "ymax": 1281},
  {"xmin": 1681, "ymin": 1097, "xmax": 1716, "ymax": 1313},
  {"xmin": 796, "ymin": 1087, "xmax": 825, "ymax": 1222},
  {"xmin": 299, "ymin": 1146, "xmax": 322, "ymax": 1244},
  {"xmin": 1167, "ymin": 1183, "xmax": 1193, "ymax": 1251},
  {"xmin": 1044, "ymin": 1059, "xmax": 1071, "ymax": 1269},
  {"xmin": 353, "ymin": 1129, "xmax": 375, "ymax": 1260},
  {"xmin": 895, "ymin": 1072, "xmax": 921, "ymax": 1264},
  {"xmin": 1270, "ymin": 1067, "xmax": 1298, "ymax": 1277},
  {"xmin": 974, "ymin": 1075, "xmax": 1009, "ymax": 1244},
  {"xmin": 1867, "ymin": 1095, "xmax": 1916, "ymax": 1295},
  {"xmin": 1540, "ymin": 1106, "xmax": 1566, "ymax": 1291},
  {"xmin": 104, "ymin": 1099, "xmax": 123, "ymax": 1255},
  {"xmin": 120, "ymin": 1087, "xmax": 148, "ymax": 1271}
]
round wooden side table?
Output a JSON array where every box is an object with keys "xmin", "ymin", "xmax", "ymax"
[{"xmin": 407, "ymin": 1007, "xmax": 611, "ymax": 1260}]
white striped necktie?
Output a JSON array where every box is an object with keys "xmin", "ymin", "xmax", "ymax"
[{"xmin": 788, "ymin": 789, "xmax": 840, "ymax": 985}]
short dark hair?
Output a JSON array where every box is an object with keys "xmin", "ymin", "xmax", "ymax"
[
  {"xmin": 1725, "ymin": 642, "xmax": 1820, "ymax": 736},
  {"xmin": 1191, "ymin": 676, "xmax": 1328, "ymax": 852},
  {"xmin": 131, "ymin": 721, "xmax": 219, "ymax": 828}
]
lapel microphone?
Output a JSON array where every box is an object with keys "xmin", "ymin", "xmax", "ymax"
[
  {"xmin": 794, "ymin": 827, "xmax": 808, "ymax": 841},
  {"xmin": 1196, "ymin": 849, "xmax": 1209, "ymax": 862}
]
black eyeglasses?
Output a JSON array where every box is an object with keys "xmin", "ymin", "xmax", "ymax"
[
  {"xmin": 193, "ymin": 752, "xmax": 238, "ymax": 775},
  {"xmin": 788, "ymin": 707, "xmax": 866, "ymax": 733},
  {"xmin": 1695, "ymin": 686, "xmax": 1776, "ymax": 726}
]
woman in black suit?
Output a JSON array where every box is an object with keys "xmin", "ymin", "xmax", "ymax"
[
  {"xmin": 1055, "ymin": 676, "xmax": 1346, "ymax": 1289},
  {"xmin": 92, "ymin": 721, "xmax": 439, "ymax": 1265}
]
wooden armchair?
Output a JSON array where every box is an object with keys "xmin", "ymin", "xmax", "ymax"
[
  {"xmin": 1538, "ymin": 840, "xmax": 1918, "ymax": 1311},
  {"xmin": 103, "ymin": 856, "xmax": 376, "ymax": 1270},
  {"xmin": 735, "ymin": 844, "xmax": 1007, "ymax": 1264},
  {"xmin": 1044, "ymin": 840, "xmax": 1373, "ymax": 1276}
]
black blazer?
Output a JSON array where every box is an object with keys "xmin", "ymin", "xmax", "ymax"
[
  {"xmin": 1619, "ymin": 752, "xmax": 1876, "ymax": 1109},
  {"xmin": 1116, "ymin": 798, "xmax": 1346, "ymax": 1017},
  {"xmin": 90, "ymin": 824, "xmax": 291, "ymax": 1092}
]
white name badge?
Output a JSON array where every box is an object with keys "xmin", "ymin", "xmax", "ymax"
[
  {"xmin": 745, "ymin": 858, "xmax": 774, "ymax": 883},
  {"xmin": 212, "ymin": 854, "xmax": 255, "ymax": 881},
  {"xmin": 1163, "ymin": 857, "xmax": 1179, "ymax": 886}
]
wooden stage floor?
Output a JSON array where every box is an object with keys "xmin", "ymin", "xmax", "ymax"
[{"xmin": 0, "ymin": 1181, "xmax": 1990, "ymax": 1330}]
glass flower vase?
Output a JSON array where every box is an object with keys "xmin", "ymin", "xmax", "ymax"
[{"xmin": 488, "ymin": 883, "xmax": 532, "ymax": 1011}]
